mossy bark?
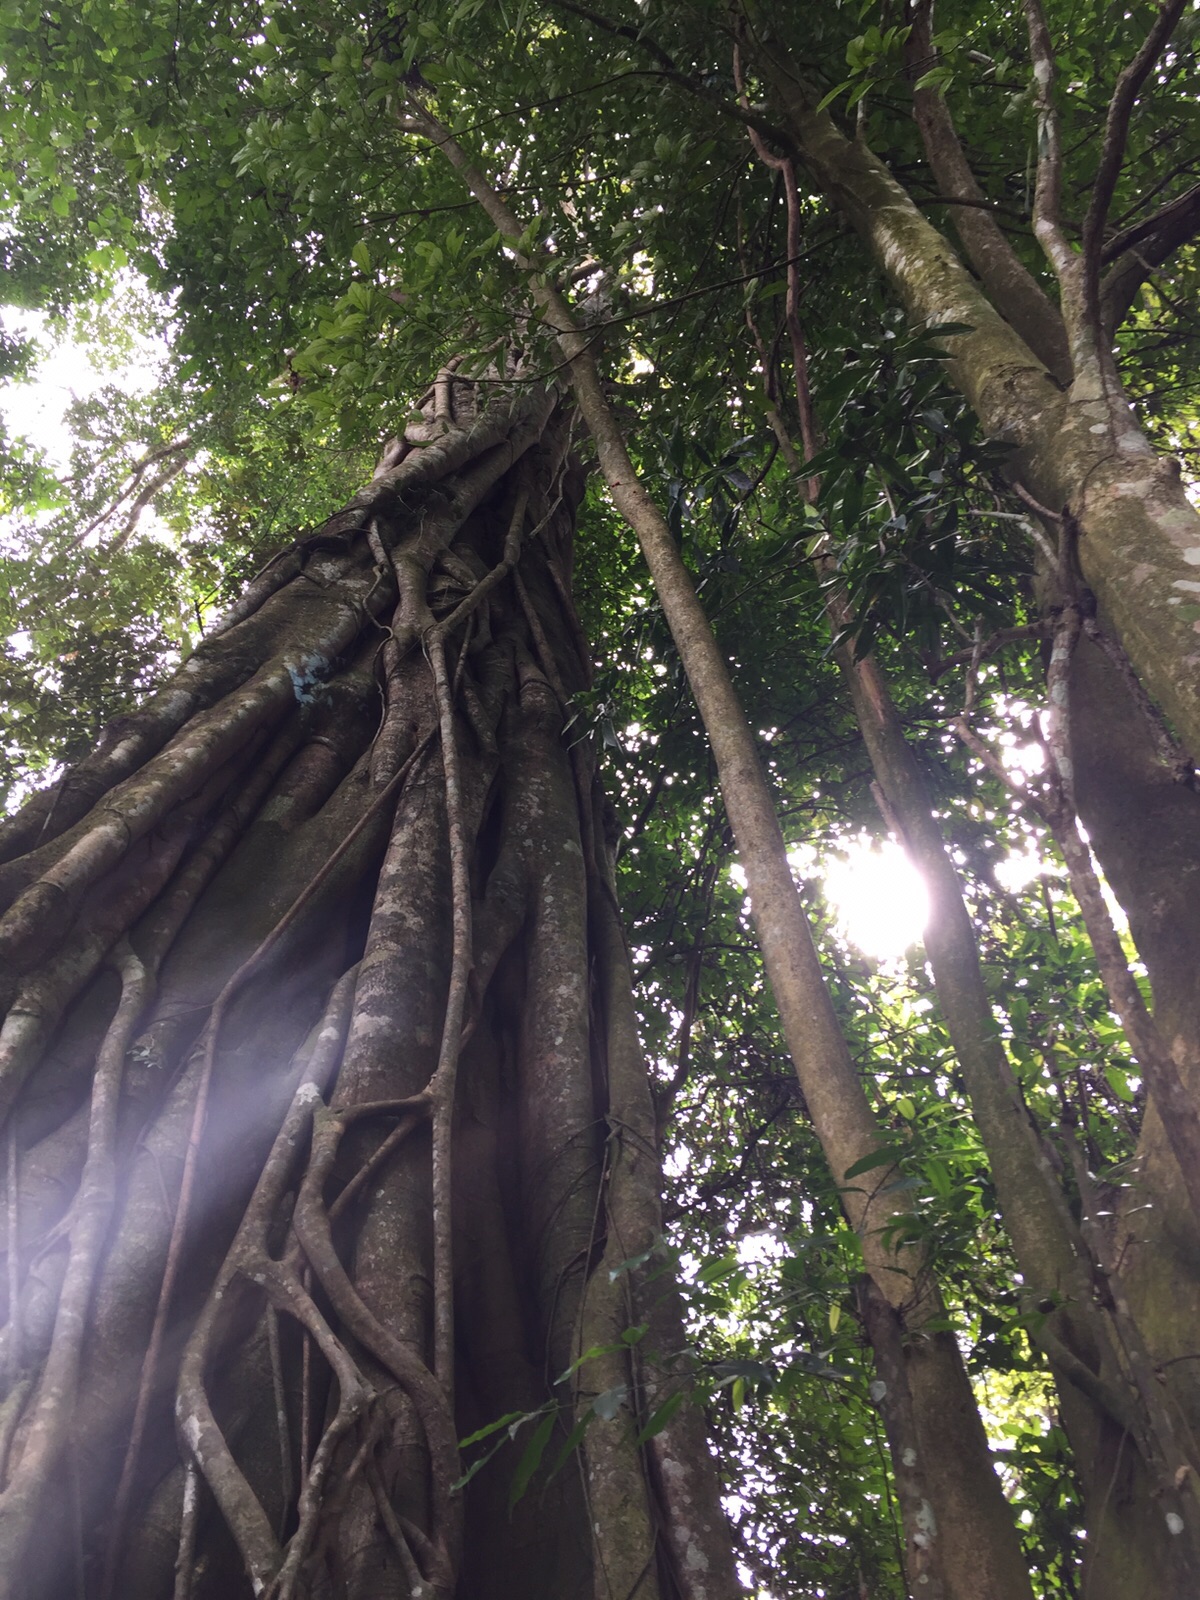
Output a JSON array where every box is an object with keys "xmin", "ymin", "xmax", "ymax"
[{"xmin": 759, "ymin": 63, "xmax": 1200, "ymax": 763}]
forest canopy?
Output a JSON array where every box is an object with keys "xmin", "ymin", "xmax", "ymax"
[{"xmin": 1, "ymin": 2, "xmax": 1200, "ymax": 1599}]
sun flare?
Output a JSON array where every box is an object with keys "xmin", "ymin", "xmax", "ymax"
[{"xmin": 822, "ymin": 836, "xmax": 930, "ymax": 961}]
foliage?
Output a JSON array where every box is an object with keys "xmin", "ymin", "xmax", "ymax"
[{"xmin": 2, "ymin": 0, "xmax": 1198, "ymax": 1591}]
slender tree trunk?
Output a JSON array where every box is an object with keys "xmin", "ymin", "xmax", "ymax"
[
  {"xmin": 832, "ymin": 624, "xmax": 1200, "ymax": 1596},
  {"xmin": 0, "ymin": 380, "xmax": 737, "ymax": 1600}
]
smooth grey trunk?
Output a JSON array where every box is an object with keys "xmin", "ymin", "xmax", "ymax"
[{"xmin": 411, "ymin": 105, "xmax": 1037, "ymax": 1600}]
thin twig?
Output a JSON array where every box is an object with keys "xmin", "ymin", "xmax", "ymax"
[{"xmin": 927, "ymin": 623, "xmax": 1043, "ymax": 680}]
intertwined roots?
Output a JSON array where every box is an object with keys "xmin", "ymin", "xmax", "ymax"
[{"xmin": 0, "ymin": 381, "xmax": 730, "ymax": 1600}]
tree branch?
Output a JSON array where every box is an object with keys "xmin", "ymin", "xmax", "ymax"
[
  {"xmin": 1082, "ymin": 0, "xmax": 1188, "ymax": 315},
  {"xmin": 545, "ymin": 0, "xmax": 795, "ymax": 150},
  {"xmin": 1100, "ymin": 180, "xmax": 1200, "ymax": 333},
  {"xmin": 106, "ymin": 453, "xmax": 190, "ymax": 552},
  {"xmin": 903, "ymin": 0, "xmax": 1071, "ymax": 383},
  {"xmin": 64, "ymin": 435, "xmax": 192, "ymax": 553},
  {"xmin": 1023, "ymin": 0, "xmax": 1085, "ymax": 324}
]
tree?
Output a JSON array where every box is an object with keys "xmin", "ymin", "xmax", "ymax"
[
  {"xmin": 2, "ymin": 1, "xmax": 1200, "ymax": 1597},
  {"xmin": 0, "ymin": 377, "xmax": 740, "ymax": 1599}
]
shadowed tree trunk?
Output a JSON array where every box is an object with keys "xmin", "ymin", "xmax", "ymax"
[
  {"xmin": 0, "ymin": 375, "xmax": 738, "ymax": 1600},
  {"xmin": 1061, "ymin": 624, "xmax": 1200, "ymax": 1599}
]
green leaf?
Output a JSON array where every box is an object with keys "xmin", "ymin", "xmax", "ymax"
[
  {"xmin": 816, "ymin": 80, "xmax": 853, "ymax": 112},
  {"xmin": 546, "ymin": 1408, "xmax": 596, "ymax": 1478},
  {"xmin": 696, "ymin": 1254, "xmax": 741, "ymax": 1284},
  {"xmin": 508, "ymin": 1409, "xmax": 557, "ymax": 1510},
  {"xmin": 458, "ymin": 1410, "xmax": 528, "ymax": 1450},
  {"xmin": 555, "ymin": 1342, "xmax": 622, "ymax": 1386},
  {"xmin": 1104, "ymin": 1065, "xmax": 1135, "ymax": 1103},
  {"xmin": 592, "ymin": 1385, "xmax": 629, "ymax": 1422},
  {"xmin": 842, "ymin": 1146, "xmax": 905, "ymax": 1181},
  {"xmin": 607, "ymin": 1244, "xmax": 658, "ymax": 1282},
  {"xmin": 921, "ymin": 321, "xmax": 976, "ymax": 340}
]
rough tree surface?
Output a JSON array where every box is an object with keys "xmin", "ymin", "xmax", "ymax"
[{"xmin": 0, "ymin": 377, "xmax": 735, "ymax": 1600}]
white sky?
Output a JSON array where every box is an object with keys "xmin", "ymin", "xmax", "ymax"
[
  {"xmin": 0, "ymin": 298, "xmax": 179, "ymax": 583},
  {"xmin": 2, "ymin": 312, "xmax": 88, "ymax": 469},
  {"xmin": 0, "ymin": 305, "xmax": 162, "ymax": 471},
  {"xmin": 821, "ymin": 835, "xmax": 929, "ymax": 961}
]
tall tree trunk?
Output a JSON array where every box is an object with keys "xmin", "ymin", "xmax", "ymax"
[
  {"xmin": 736, "ymin": 50, "xmax": 1200, "ymax": 1574},
  {"xmin": 0, "ymin": 379, "xmax": 738, "ymax": 1600},
  {"xmin": 1062, "ymin": 623, "xmax": 1200, "ymax": 1597},
  {"xmin": 410, "ymin": 110, "xmax": 1038, "ymax": 1600}
]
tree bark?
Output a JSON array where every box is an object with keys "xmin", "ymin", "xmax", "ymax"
[
  {"xmin": 1063, "ymin": 625, "xmax": 1200, "ymax": 1598},
  {"xmin": 0, "ymin": 382, "xmax": 737, "ymax": 1600},
  {"xmin": 753, "ymin": 51, "xmax": 1200, "ymax": 765}
]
